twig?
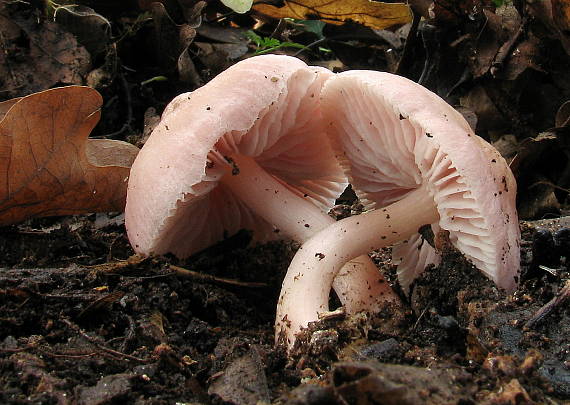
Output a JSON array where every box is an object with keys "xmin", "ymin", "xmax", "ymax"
[
  {"xmin": 490, "ymin": 16, "xmax": 528, "ymax": 77},
  {"xmin": 62, "ymin": 319, "xmax": 149, "ymax": 363},
  {"xmin": 86, "ymin": 255, "xmax": 148, "ymax": 273},
  {"xmin": 418, "ymin": 23, "xmax": 440, "ymax": 86},
  {"xmin": 38, "ymin": 350, "xmax": 99, "ymax": 359},
  {"xmin": 413, "ymin": 305, "xmax": 430, "ymax": 330},
  {"xmin": 169, "ymin": 264, "xmax": 267, "ymax": 288},
  {"xmin": 525, "ymin": 280, "xmax": 570, "ymax": 329},
  {"xmin": 292, "ymin": 38, "xmax": 325, "ymax": 56},
  {"xmin": 396, "ymin": 11, "xmax": 421, "ymax": 76}
]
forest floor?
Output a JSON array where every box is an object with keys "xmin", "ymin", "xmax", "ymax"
[{"xmin": 1, "ymin": 0, "xmax": 570, "ymax": 404}]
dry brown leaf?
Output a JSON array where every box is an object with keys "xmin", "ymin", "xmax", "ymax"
[
  {"xmin": 150, "ymin": 2, "xmax": 201, "ymax": 86},
  {"xmin": 0, "ymin": 99, "xmax": 20, "ymax": 121},
  {"xmin": 253, "ymin": 0, "xmax": 411, "ymax": 30},
  {"xmin": 0, "ymin": 86, "xmax": 139, "ymax": 226},
  {"xmin": 427, "ymin": 0, "xmax": 495, "ymax": 24}
]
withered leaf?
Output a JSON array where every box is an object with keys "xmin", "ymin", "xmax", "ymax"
[
  {"xmin": 0, "ymin": 98, "xmax": 20, "ymax": 121},
  {"xmin": 53, "ymin": 5, "xmax": 112, "ymax": 58},
  {"xmin": 0, "ymin": 2, "xmax": 91, "ymax": 99},
  {"xmin": 150, "ymin": 2, "xmax": 200, "ymax": 86},
  {"xmin": 253, "ymin": 0, "xmax": 411, "ymax": 30},
  {"xmin": 78, "ymin": 291, "xmax": 126, "ymax": 320},
  {"xmin": 0, "ymin": 86, "xmax": 139, "ymax": 226}
]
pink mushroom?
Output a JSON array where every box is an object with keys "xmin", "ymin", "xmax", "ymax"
[
  {"xmin": 125, "ymin": 55, "xmax": 399, "ymax": 316},
  {"xmin": 276, "ymin": 70, "xmax": 521, "ymax": 347}
]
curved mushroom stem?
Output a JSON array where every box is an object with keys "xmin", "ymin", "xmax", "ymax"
[
  {"xmin": 219, "ymin": 154, "xmax": 399, "ymax": 314},
  {"xmin": 276, "ymin": 184, "xmax": 439, "ymax": 348}
]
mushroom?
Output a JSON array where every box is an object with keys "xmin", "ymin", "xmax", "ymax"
[
  {"xmin": 125, "ymin": 55, "xmax": 399, "ymax": 315},
  {"xmin": 276, "ymin": 70, "xmax": 521, "ymax": 347}
]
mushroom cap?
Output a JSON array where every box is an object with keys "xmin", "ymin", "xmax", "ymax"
[
  {"xmin": 125, "ymin": 55, "xmax": 346, "ymax": 258},
  {"xmin": 321, "ymin": 71, "xmax": 521, "ymax": 292}
]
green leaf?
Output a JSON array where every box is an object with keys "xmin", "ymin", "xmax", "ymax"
[
  {"xmin": 245, "ymin": 31, "xmax": 309, "ymax": 55},
  {"xmin": 245, "ymin": 31, "xmax": 263, "ymax": 47}
]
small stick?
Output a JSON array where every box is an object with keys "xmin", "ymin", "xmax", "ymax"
[
  {"xmin": 62, "ymin": 319, "xmax": 148, "ymax": 363},
  {"xmin": 395, "ymin": 12, "xmax": 421, "ymax": 76},
  {"xmin": 169, "ymin": 264, "xmax": 268, "ymax": 288},
  {"xmin": 490, "ymin": 16, "xmax": 528, "ymax": 77},
  {"xmin": 525, "ymin": 280, "xmax": 570, "ymax": 329},
  {"xmin": 39, "ymin": 350, "xmax": 99, "ymax": 359}
]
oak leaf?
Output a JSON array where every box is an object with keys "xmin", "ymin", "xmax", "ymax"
[
  {"xmin": 0, "ymin": 86, "xmax": 139, "ymax": 226},
  {"xmin": 253, "ymin": 0, "xmax": 411, "ymax": 30}
]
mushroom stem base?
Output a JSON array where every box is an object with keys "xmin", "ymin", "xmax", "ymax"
[{"xmin": 276, "ymin": 184, "xmax": 439, "ymax": 348}]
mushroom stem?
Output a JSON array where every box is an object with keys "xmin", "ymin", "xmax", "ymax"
[
  {"xmin": 219, "ymin": 154, "xmax": 399, "ymax": 312},
  {"xmin": 276, "ymin": 184, "xmax": 439, "ymax": 347}
]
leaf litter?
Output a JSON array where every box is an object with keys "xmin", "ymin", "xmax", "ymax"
[{"xmin": 0, "ymin": 0, "xmax": 570, "ymax": 404}]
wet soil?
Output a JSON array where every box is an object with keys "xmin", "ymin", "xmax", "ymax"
[{"xmin": 1, "ymin": 214, "xmax": 570, "ymax": 404}]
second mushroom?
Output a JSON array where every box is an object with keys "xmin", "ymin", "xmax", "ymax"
[{"xmin": 276, "ymin": 70, "xmax": 521, "ymax": 347}]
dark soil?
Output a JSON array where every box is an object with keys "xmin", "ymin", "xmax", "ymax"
[{"xmin": 1, "ymin": 214, "xmax": 570, "ymax": 404}]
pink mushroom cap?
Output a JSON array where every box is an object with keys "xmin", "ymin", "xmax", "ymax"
[
  {"xmin": 321, "ymin": 70, "xmax": 521, "ymax": 292},
  {"xmin": 125, "ymin": 55, "xmax": 347, "ymax": 258}
]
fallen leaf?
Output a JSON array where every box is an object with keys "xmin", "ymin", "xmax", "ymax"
[
  {"xmin": 427, "ymin": 0, "xmax": 495, "ymax": 24},
  {"xmin": 138, "ymin": 0, "xmax": 164, "ymax": 10},
  {"xmin": 77, "ymin": 290, "xmax": 126, "ymax": 320},
  {"xmin": 0, "ymin": 86, "xmax": 139, "ymax": 226},
  {"xmin": 509, "ymin": 132, "xmax": 567, "ymax": 219},
  {"xmin": 197, "ymin": 23, "xmax": 249, "ymax": 45},
  {"xmin": 467, "ymin": 10, "xmax": 503, "ymax": 78},
  {"xmin": 150, "ymin": 2, "xmax": 200, "ymax": 86},
  {"xmin": 0, "ymin": 2, "xmax": 91, "ymax": 99},
  {"xmin": 0, "ymin": 99, "xmax": 20, "ymax": 121},
  {"xmin": 253, "ymin": 0, "xmax": 411, "ymax": 30},
  {"xmin": 500, "ymin": 34, "xmax": 543, "ymax": 80},
  {"xmin": 527, "ymin": 0, "xmax": 570, "ymax": 56},
  {"xmin": 208, "ymin": 348, "xmax": 271, "ymax": 404},
  {"xmin": 180, "ymin": 0, "xmax": 207, "ymax": 28},
  {"xmin": 53, "ymin": 5, "xmax": 112, "ymax": 58},
  {"xmin": 332, "ymin": 361, "xmax": 478, "ymax": 404},
  {"xmin": 460, "ymin": 85, "xmax": 507, "ymax": 131}
]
